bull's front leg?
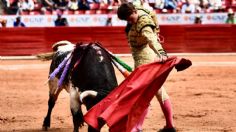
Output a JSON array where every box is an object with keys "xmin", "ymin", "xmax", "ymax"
[
  {"xmin": 42, "ymin": 78, "xmax": 62, "ymax": 130},
  {"xmin": 70, "ymin": 86, "xmax": 84, "ymax": 132}
]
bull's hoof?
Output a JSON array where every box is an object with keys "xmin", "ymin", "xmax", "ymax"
[
  {"xmin": 42, "ymin": 117, "xmax": 50, "ymax": 131},
  {"xmin": 42, "ymin": 126, "xmax": 49, "ymax": 131}
]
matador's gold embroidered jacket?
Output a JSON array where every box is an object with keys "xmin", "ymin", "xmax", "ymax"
[{"xmin": 128, "ymin": 9, "xmax": 166, "ymax": 68}]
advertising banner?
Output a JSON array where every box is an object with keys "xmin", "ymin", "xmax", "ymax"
[{"xmin": 0, "ymin": 13, "xmax": 232, "ymax": 27}]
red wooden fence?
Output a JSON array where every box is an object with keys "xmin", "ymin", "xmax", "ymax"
[{"xmin": 0, "ymin": 25, "xmax": 235, "ymax": 56}]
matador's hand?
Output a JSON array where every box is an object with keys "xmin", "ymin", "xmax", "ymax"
[
  {"xmin": 160, "ymin": 55, "xmax": 168, "ymax": 63},
  {"xmin": 158, "ymin": 54, "xmax": 168, "ymax": 63}
]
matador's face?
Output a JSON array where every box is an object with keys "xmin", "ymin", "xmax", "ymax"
[{"xmin": 126, "ymin": 10, "xmax": 138, "ymax": 24}]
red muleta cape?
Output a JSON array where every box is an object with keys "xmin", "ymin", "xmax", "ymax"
[{"xmin": 84, "ymin": 56, "xmax": 192, "ymax": 132}]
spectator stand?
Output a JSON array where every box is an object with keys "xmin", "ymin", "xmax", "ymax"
[{"xmin": 1, "ymin": 0, "xmax": 235, "ymax": 21}]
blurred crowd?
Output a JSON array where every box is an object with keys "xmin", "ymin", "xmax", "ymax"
[
  {"xmin": 0, "ymin": 0, "xmax": 235, "ymax": 27},
  {"xmin": 0, "ymin": 0, "xmax": 235, "ymax": 15}
]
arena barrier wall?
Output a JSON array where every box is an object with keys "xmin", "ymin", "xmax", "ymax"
[{"xmin": 0, "ymin": 25, "xmax": 236, "ymax": 56}]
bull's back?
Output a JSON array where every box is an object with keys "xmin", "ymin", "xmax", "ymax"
[{"xmin": 71, "ymin": 46, "xmax": 118, "ymax": 98}]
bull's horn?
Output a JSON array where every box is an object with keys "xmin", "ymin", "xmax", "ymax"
[
  {"xmin": 52, "ymin": 40, "xmax": 75, "ymax": 52},
  {"xmin": 80, "ymin": 90, "xmax": 98, "ymax": 104}
]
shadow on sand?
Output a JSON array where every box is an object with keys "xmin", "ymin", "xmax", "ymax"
[{"xmin": 8, "ymin": 128, "xmax": 74, "ymax": 132}]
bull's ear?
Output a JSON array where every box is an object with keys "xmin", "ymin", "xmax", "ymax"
[{"xmin": 75, "ymin": 42, "xmax": 83, "ymax": 47}]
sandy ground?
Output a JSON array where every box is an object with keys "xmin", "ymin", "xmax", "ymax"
[{"xmin": 0, "ymin": 55, "xmax": 236, "ymax": 132}]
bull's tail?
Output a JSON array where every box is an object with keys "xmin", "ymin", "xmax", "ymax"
[
  {"xmin": 36, "ymin": 52, "xmax": 55, "ymax": 61},
  {"xmin": 36, "ymin": 40, "xmax": 75, "ymax": 61}
]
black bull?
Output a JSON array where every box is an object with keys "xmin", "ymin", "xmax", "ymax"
[{"xmin": 42, "ymin": 43, "xmax": 118, "ymax": 132}]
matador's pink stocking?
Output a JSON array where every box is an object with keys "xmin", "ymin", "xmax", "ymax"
[{"xmin": 159, "ymin": 99, "xmax": 174, "ymax": 128}]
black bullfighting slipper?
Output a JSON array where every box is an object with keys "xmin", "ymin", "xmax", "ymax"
[{"xmin": 158, "ymin": 127, "xmax": 176, "ymax": 132}]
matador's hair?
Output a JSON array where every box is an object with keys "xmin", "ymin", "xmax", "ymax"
[{"xmin": 117, "ymin": 2, "xmax": 136, "ymax": 20}]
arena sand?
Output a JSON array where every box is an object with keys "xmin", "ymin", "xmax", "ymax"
[{"xmin": 0, "ymin": 55, "xmax": 236, "ymax": 132}]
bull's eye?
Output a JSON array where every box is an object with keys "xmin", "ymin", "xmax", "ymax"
[{"xmin": 96, "ymin": 50, "xmax": 104, "ymax": 62}]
